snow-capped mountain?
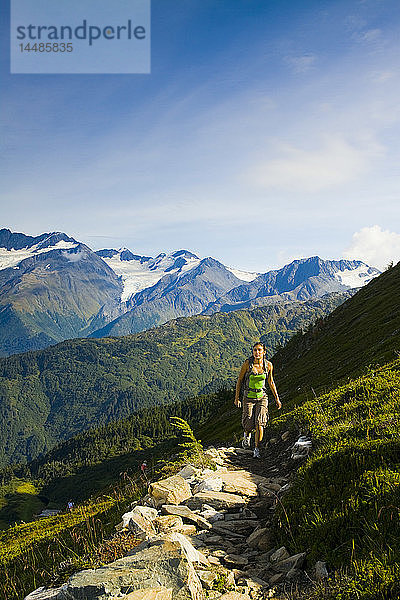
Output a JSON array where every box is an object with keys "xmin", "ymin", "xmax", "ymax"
[
  {"xmin": 203, "ymin": 257, "xmax": 381, "ymax": 314},
  {"xmin": 0, "ymin": 227, "xmax": 382, "ymax": 355},
  {"xmin": 333, "ymin": 263, "xmax": 377, "ymax": 287},
  {"xmin": 90, "ymin": 256, "xmax": 245, "ymax": 338},
  {"xmin": 90, "ymin": 254, "xmax": 381, "ymax": 338},
  {"xmin": 95, "ymin": 248, "xmax": 202, "ymax": 302},
  {"xmin": 0, "ymin": 228, "xmax": 123, "ymax": 356},
  {"xmin": 95, "ymin": 248, "xmax": 260, "ymax": 303},
  {"xmin": 0, "ymin": 229, "xmax": 79, "ymax": 270},
  {"xmin": 226, "ymin": 266, "xmax": 260, "ymax": 282}
]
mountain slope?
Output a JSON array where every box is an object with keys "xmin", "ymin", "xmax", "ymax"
[
  {"xmin": 0, "ymin": 229, "xmax": 380, "ymax": 356},
  {"xmin": 0, "ymin": 292, "xmax": 349, "ymax": 467},
  {"xmin": 0, "ymin": 229, "xmax": 123, "ymax": 356}
]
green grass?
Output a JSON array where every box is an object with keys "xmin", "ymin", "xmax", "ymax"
[
  {"xmin": 197, "ymin": 396, "xmax": 242, "ymax": 443},
  {"xmin": 271, "ymin": 358, "xmax": 400, "ymax": 599},
  {"xmin": 0, "ymin": 479, "xmax": 45, "ymax": 530},
  {"xmin": 0, "ymin": 475, "xmax": 144, "ymax": 600}
]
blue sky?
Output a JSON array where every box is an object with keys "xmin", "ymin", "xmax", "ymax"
[{"xmin": 1, "ymin": 0, "xmax": 400, "ymax": 271}]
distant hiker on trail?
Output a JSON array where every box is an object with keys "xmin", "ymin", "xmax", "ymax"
[
  {"xmin": 140, "ymin": 461, "xmax": 148, "ymax": 481},
  {"xmin": 235, "ymin": 341, "xmax": 281, "ymax": 458},
  {"xmin": 67, "ymin": 500, "xmax": 74, "ymax": 512}
]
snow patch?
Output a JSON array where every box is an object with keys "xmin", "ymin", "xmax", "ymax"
[
  {"xmin": 334, "ymin": 265, "xmax": 379, "ymax": 288},
  {"xmin": 0, "ymin": 241, "xmax": 78, "ymax": 270},
  {"xmin": 227, "ymin": 267, "xmax": 260, "ymax": 282},
  {"xmin": 62, "ymin": 250, "xmax": 86, "ymax": 263}
]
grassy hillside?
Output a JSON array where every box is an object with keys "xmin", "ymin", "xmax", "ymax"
[
  {"xmin": 0, "ymin": 479, "xmax": 143, "ymax": 600},
  {"xmin": 0, "ymin": 391, "xmax": 224, "ymax": 599},
  {"xmin": 271, "ymin": 358, "xmax": 400, "ymax": 600},
  {"xmin": 0, "ymin": 293, "xmax": 348, "ymax": 467},
  {"xmin": 0, "ymin": 479, "xmax": 45, "ymax": 531}
]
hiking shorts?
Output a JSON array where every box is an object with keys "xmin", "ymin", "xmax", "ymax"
[{"xmin": 242, "ymin": 395, "xmax": 269, "ymax": 432}]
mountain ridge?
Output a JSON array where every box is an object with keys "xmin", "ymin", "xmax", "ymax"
[{"xmin": 0, "ymin": 227, "xmax": 381, "ymax": 356}]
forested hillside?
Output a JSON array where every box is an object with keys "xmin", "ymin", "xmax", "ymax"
[
  {"xmin": 0, "ymin": 293, "xmax": 349, "ymax": 467},
  {"xmin": 0, "ymin": 389, "xmax": 231, "ymax": 526}
]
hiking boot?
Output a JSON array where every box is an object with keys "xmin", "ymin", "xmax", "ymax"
[
  {"xmin": 242, "ymin": 432, "xmax": 251, "ymax": 448},
  {"xmin": 253, "ymin": 447, "xmax": 261, "ymax": 459}
]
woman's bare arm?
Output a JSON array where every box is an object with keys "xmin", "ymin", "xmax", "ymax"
[
  {"xmin": 234, "ymin": 360, "xmax": 249, "ymax": 407},
  {"xmin": 267, "ymin": 362, "xmax": 282, "ymax": 409}
]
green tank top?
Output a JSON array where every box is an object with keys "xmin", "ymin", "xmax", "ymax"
[{"xmin": 247, "ymin": 372, "xmax": 267, "ymax": 399}]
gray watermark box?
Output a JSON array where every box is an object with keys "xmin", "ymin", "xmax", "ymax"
[{"xmin": 11, "ymin": 0, "xmax": 151, "ymax": 74}]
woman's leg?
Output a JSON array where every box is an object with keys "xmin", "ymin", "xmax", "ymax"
[
  {"xmin": 255, "ymin": 423, "xmax": 264, "ymax": 447},
  {"xmin": 242, "ymin": 398, "xmax": 255, "ymax": 434},
  {"xmin": 254, "ymin": 396, "xmax": 269, "ymax": 448}
]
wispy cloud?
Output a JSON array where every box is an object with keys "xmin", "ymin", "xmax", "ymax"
[
  {"xmin": 284, "ymin": 54, "xmax": 317, "ymax": 73},
  {"xmin": 245, "ymin": 136, "xmax": 381, "ymax": 193}
]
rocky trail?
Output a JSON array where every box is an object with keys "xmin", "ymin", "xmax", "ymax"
[{"xmin": 25, "ymin": 432, "xmax": 327, "ymax": 600}]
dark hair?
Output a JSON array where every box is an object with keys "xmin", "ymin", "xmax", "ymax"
[{"xmin": 252, "ymin": 341, "xmax": 266, "ymax": 352}]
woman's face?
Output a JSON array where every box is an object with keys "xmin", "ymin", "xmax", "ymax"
[{"xmin": 253, "ymin": 344, "xmax": 265, "ymax": 360}]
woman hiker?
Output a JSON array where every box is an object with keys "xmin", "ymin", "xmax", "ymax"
[{"xmin": 235, "ymin": 341, "xmax": 282, "ymax": 458}]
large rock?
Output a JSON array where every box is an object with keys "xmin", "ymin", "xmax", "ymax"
[
  {"xmin": 198, "ymin": 505, "xmax": 225, "ymax": 523},
  {"xmin": 124, "ymin": 512, "xmax": 156, "ymax": 539},
  {"xmin": 218, "ymin": 470, "xmax": 259, "ymax": 497},
  {"xmin": 116, "ymin": 506, "xmax": 158, "ymax": 537},
  {"xmin": 132, "ymin": 506, "xmax": 159, "ymax": 521},
  {"xmin": 161, "ymin": 505, "xmax": 212, "ymax": 530},
  {"xmin": 177, "ymin": 465, "xmax": 200, "ymax": 480},
  {"xmin": 270, "ymin": 547, "xmax": 290, "ymax": 563},
  {"xmin": 185, "ymin": 491, "xmax": 246, "ymax": 511},
  {"xmin": 223, "ymin": 554, "xmax": 248, "ymax": 568},
  {"xmin": 150, "ymin": 476, "xmax": 192, "ymax": 507},
  {"xmin": 211, "ymin": 520, "xmax": 258, "ymax": 536},
  {"xmin": 193, "ymin": 477, "xmax": 223, "ymax": 494},
  {"xmin": 60, "ymin": 535, "xmax": 204, "ymax": 600},
  {"xmin": 246, "ymin": 527, "xmax": 268, "ymax": 548},
  {"xmin": 154, "ymin": 515, "xmax": 184, "ymax": 533}
]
